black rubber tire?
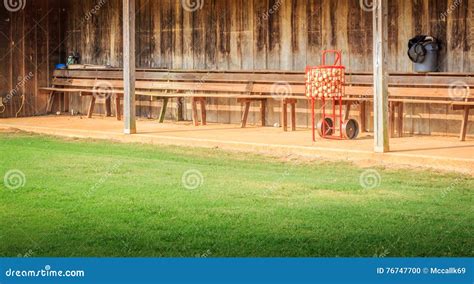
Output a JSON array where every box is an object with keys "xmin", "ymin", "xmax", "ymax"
[
  {"xmin": 342, "ymin": 119, "xmax": 360, "ymax": 140},
  {"xmin": 317, "ymin": 118, "xmax": 334, "ymax": 137}
]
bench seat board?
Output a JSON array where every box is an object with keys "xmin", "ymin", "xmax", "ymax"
[{"xmin": 53, "ymin": 69, "xmax": 474, "ymax": 87}]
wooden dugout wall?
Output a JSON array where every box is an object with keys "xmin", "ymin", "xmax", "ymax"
[{"xmin": 1, "ymin": 0, "xmax": 473, "ymax": 136}]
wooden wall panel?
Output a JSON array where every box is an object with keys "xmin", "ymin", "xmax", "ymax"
[
  {"xmin": 0, "ymin": 0, "xmax": 472, "ymax": 137},
  {"xmin": 171, "ymin": 0, "xmax": 182, "ymax": 69},
  {"xmin": 306, "ymin": 0, "xmax": 322, "ymax": 66},
  {"xmin": 10, "ymin": 5, "xmax": 24, "ymax": 117},
  {"xmin": 254, "ymin": 0, "xmax": 268, "ymax": 69},
  {"xmin": 292, "ymin": 0, "xmax": 306, "ymax": 69},
  {"xmin": 35, "ymin": 0, "xmax": 50, "ymax": 116},
  {"xmin": 0, "ymin": 0, "xmax": 64, "ymax": 118},
  {"xmin": 23, "ymin": 0, "xmax": 38, "ymax": 117},
  {"xmin": 0, "ymin": 4, "xmax": 12, "ymax": 118},
  {"xmin": 241, "ymin": 0, "xmax": 254, "ymax": 70},
  {"xmin": 467, "ymin": 0, "xmax": 474, "ymax": 72}
]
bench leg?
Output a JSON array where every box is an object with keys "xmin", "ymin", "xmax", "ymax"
[
  {"xmin": 105, "ymin": 96, "xmax": 112, "ymax": 117},
  {"xmin": 460, "ymin": 106, "xmax": 470, "ymax": 141},
  {"xmin": 241, "ymin": 101, "xmax": 251, "ymax": 128},
  {"xmin": 177, "ymin": 97, "xmax": 185, "ymax": 122},
  {"xmin": 260, "ymin": 100, "xmax": 266, "ymax": 127},
  {"xmin": 46, "ymin": 91, "xmax": 55, "ymax": 114},
  {"xmin": 58, "ymin": 93, "xmax": 64, "ymax": 113},
  {"xmin": 200, "ymin": 99, "xmax": 207, "ymax": 126},
  {"xmin": 398, "ymin": 102, "xmax": 404, "ymax": 138},
  {"xmin": 344, "ymin": 101, "xmax": 352, "ymax": 121},
  {"xmin": 115, "ymin": 95, "xmax": 122, "ymax": 121},
  {"xmin": 281, "ymin": 100, "xmax": 288, "ymax": 132},
  {"xmin": 88, "ymin": 96, "xmax": 96, "ymax": 118},
  {"xmin": 290, "ymin": 102, "xmax": 296, "ymax": 131},
  {"xmin": 192, "ymin": 98, "xmax": 199, "ymax": 126},
  {"xmin": 359, "ymin": 101, "xmax": 366, "ymax": 133},
  {"xmin": 63, "ymin": 93, "xmax": 70, "ymax": 113},
  {"xmin": 389, "ymin": 102, "xmax": 396, "ymax": 138},
  {"xmin": 159, "ymin": 98, "xmax": 169, "ymax": 123}
]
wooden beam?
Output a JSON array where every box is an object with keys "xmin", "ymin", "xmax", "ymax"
[
  {"xmin": 373, "ymin": 0, "xmax": 390, "ymax": 153},
  {"xmin": 123, "ymin": 0, "xmax": 136, "ymax": 134}
]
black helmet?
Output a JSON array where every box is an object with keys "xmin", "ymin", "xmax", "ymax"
[{"xmin": 408, "ymin": 35, "xmax": 439, "ymax": 63}]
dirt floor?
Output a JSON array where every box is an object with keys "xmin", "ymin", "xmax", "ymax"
[{"xmin": 0, "ymin": 115, "xmax": 473, "ymax": 175}]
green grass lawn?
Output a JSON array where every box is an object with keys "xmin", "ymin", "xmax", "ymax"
[{"xmin": 0, "ymin": 132, "xmax": 472, "ymax": 257}]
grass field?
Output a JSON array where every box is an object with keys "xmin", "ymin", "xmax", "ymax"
[{"xmin": 0, "ymin": 132, "xmax": 472, "ymax": 257}]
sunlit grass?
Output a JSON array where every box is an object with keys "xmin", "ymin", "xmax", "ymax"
[{"xmin": 0, "ymin": 132, "xmax": 472, "ymax": 257}]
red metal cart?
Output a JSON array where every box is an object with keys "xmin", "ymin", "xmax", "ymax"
[{"xmin": 306, "ymin": 51, "xmax": 360, "ymax": 141}]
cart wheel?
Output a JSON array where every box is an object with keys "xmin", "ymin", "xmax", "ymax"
[
  {"xmin": 342, "ymin": 119, "xmax": 360, "ymax": 140},
  {"xmin": 317, "ymin": 118, "xmax": 334, "ymax": 137}
]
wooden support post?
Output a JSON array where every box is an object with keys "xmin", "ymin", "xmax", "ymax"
[
  {"xmin": 260, "ymin": 99, "xmax": 266, "ymax": 127},
  {"xmin": 373, "ymin": 0, "xmax": 390, "ymax": 152},
  {"xmin": 159, "ymin": 98, "xmax": 169, "ymax": 123},
  {"xmin": 460, "ymin": 106, "xmax": 470, "ymax": 141},
  {"xmin": 123, "ymin": 0, "xmax": 136, "ymax": 134}
]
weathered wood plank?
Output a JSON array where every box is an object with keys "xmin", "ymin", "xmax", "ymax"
[
  {"xmin": 306, "ymin": 0, "xmax": 322, "ymax": 66},
  {"xmin": 241, "ymin": 0, "xmax": 254, "ymax": 70},
  {"xmin": 254, "ymin": 0, "xmax": 268, "ymax": 69}
]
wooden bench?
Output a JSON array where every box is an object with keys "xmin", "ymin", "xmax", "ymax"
[
  {"xmin": 342, "ymin": 73, "xmax": 474, "ymax": 141},
  {"xmin": 41, "ymin": 69, "xmax": 307, "ymax": 131}
]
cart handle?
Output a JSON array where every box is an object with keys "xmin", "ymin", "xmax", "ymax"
[{"xmin": 321, "ymin": 50, "xmax": 342, "ymax": 67}]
